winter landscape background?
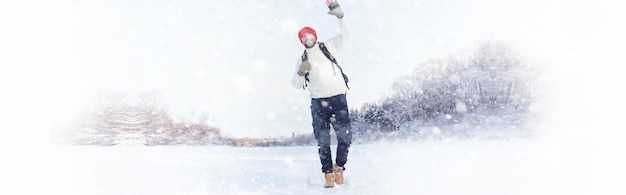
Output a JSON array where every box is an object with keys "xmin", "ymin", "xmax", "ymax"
[{"xmin": 1, "ymin": 0, "xmax": 625, "ymax": 194}]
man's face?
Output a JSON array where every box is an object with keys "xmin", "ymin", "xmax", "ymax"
[{"xmin": 301, "ymin": 33, "xmax": 316, "ymax": 48}]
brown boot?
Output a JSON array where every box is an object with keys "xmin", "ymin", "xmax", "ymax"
[
  {"xmin": 334, "ymin": 164, "xmax": 345, "ymax": 185},
  {"xmin": 323, "ymin": 173, "xmax": 335, "ymax": 188}
]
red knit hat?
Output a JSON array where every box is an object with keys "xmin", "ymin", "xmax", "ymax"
[{"xmin": 298, "ymin": 26, "xmax": 317, "ymax": 43}]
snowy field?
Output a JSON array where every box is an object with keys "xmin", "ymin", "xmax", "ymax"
[{"xmin": 42, "ymin": 137, "xmax": 625, "ymax": 195}]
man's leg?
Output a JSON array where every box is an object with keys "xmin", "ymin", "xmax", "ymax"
[
  {"xmin": 334, "ymin": 119, "xmax": 351, "ymax": 186},
  {"xmin": 330, "ymin": 94, "xmax": 352, "ymax": 185},
  {"xmin": 333, "ymin": 112, "xmax": 352, "ymax": 168},
  {"xmin": 330, "ymin": 94, "xmax": 352, "ymax": 168},
  {"xmin": 311, "ymin": 99, "xmax": 333, "ymax": 174}
]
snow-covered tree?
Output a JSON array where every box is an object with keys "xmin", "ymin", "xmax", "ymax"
[
  {"xmin": 351, "ymin": 40, "xmax": 538, "ymax": 139},
  {"xmin": 53, "ymin": 92, "xmax": 223, "ymax": 146}
]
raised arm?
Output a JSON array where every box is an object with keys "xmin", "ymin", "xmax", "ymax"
[{"xmin": 325, "ymin": 0, "xmax": 350, "ymax": 52}]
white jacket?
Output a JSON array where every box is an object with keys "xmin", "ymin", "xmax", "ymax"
[{"xmin": 291, "ymin": 18, "xmax": 350, "ymax": 99}]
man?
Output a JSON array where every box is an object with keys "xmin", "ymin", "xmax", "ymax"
[{"xmin": 291, "ymin": 0, "xmax": 352, "ymax": 188}]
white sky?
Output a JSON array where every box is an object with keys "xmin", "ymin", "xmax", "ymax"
[{"xmin": 1, "ymin": 0, "xmax": 624, "ymax": 139}]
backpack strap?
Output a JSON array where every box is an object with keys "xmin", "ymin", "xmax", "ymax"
[
  {"xmin": 301, "ymin": 50, "xmax": 309, "ymax": 90},
  {"xmin": 318, "ymin": 43, "xmax": 337, "ymax": 65},
  {"xmin": 319, "ymin": 42, "xmax": 349, "ymax": 90}
]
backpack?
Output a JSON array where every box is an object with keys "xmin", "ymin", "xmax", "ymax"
[{"xmin": 301, "ymin": 42, "xmax": 349, "ymax": 90}]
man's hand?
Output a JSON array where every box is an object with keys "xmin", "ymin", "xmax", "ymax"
[
  {"xmin": 326, "ymin": 0, "xmax": 344, "ymax": 19},
  {"xmin": 298, "ymin": 61, "xmax": 311, "ymax": 76}
]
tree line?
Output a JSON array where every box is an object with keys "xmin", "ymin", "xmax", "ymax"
[
  {"xmin": 51, "ymin": 40, "xmax": 539, "ymax": 146},
  {"xmin": 350, "ymin": 40, "xmax": 538, "ymax": 140},
  {"xmin": 50, "ymin": 92, "xmax": 318, "ymax": 146}
]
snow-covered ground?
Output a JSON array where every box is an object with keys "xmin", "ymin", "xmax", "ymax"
[{"xmin": 42, "ymin": 137, "xmax": 624, "ymax": 195}]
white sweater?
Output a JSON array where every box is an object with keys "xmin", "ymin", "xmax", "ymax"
[{"xmin": 291, "ymin": 18, "xmax": 350, "ymax": 99}]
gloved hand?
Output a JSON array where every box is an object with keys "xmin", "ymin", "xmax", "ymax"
[
  {"xmin": 326, "ymin": 0, "xmax": 344, "ymax": 19},
  {"xmin": 297, "ymin": 61, "xmax": 311, "ymax": 76}
]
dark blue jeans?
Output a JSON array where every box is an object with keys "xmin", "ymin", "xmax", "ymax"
[{"xmin": 311, "ymin": 94, "xmax": 352, "ymax": 173}]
